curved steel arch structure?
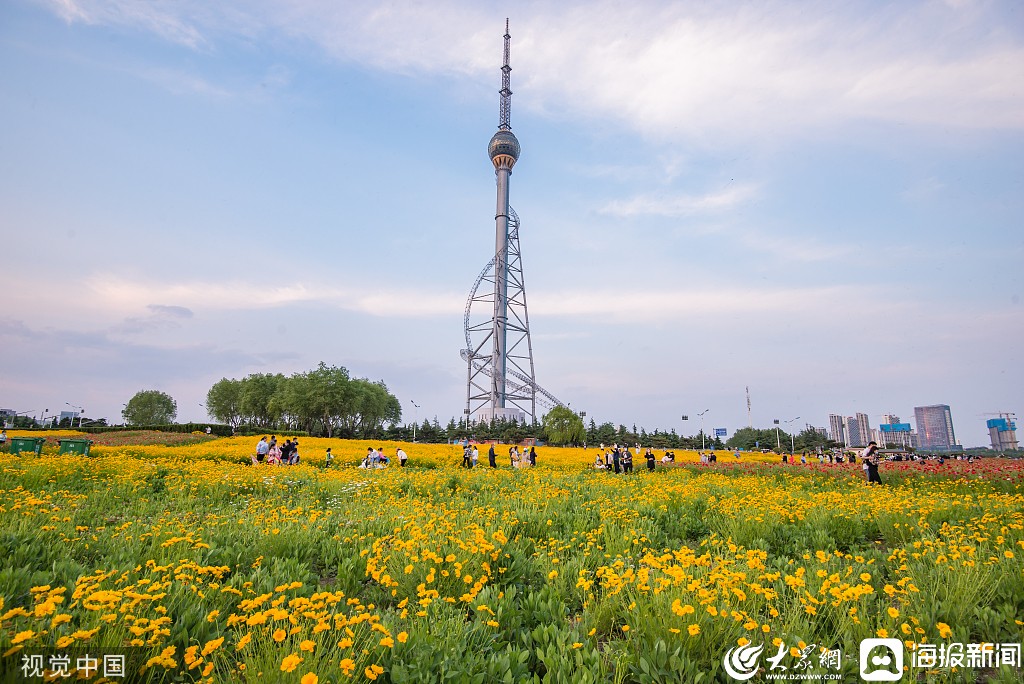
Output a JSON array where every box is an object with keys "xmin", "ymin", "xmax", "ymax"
[{"xmin": 461, "ymin": 207, "xmax": 563, "ymax": 424}]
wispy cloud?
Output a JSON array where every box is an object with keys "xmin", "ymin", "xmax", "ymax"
[
  {"xmin": 601, "ymin": 183, "xmax": 759, "ymax": 218},
  {"xmin": 39, "ymin": 1, "xmax": 1024, "ymax": 139},
  {"xmin": 530, "ymin": 284, "xmax": 885, "ymax": 320},
  {"xmin": 46, "ymin": 0, "xmax": 209, "ymax": 49},
  {"xmin": 84, "ymin": 276, "xmax": 465, "ymax": 318}
]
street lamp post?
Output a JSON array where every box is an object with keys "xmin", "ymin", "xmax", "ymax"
[
  {"xmin": 774, "ymin": 419, "xmax": 781, "ymax": 451},
  {"xmin": 410, "ymin": 401, "xmax": 420, "ymax": 442},
  {"xmin": 697, "ymin": 409, "xmax": 710, "ymax": 450},
  {"xmin": 784, "ymin": 417, "xmax": 801, "ymax": 455},
  {"xmin": 66, "ymin": 403, "xmax": 84, "ymax": 428}
]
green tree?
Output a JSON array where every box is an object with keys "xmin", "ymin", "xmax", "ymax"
[
  {"xmin": 122, "ymin": 390, "xmax": 177, "ymax": 425},
  {"xmin": 542, "ymin": 406, "xmax": 585, "ymax": 446},
  {"xmin": 726, "ymin": 427, "xmax": 787, "ymax": 452},
  {"xmin": 205, "ymin": 378, "xmax": 243, "ymax": 428},
  {"xmin": 280, "ymin": 363, "xmax": 353, "ymax": 436},
  {"xmin": 594, "ymin": 422, "xmax": 617, "ymax": 445},
  {"xmin": 239, "ymin": 373, "xmax": 285, "ymax": 428}
]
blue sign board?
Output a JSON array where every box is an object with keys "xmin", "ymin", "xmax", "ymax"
[
  {"xmin": 879, "ymin": 423, "xmax": 911, "ymax": 433},
  {"xmin": 714, "ymin": 428, "xmax": 727, "ymax": 437}
]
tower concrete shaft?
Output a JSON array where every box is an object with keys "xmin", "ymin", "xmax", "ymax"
[{"xmin": 493, "ymin": 157, "xmax": 511, "ymax": 408}]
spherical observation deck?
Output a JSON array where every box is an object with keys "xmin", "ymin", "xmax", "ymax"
[{"xmin": 488, "ymin": 129, "xmax": 520, "ymax": 168}]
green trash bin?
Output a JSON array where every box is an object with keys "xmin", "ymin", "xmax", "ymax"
[
  {"xmin": 10, "ymin": 437, "xmax": 47, "ymax": 456},
  {"xmin": 58, "ymin": 438, "xmax": 93, "ymax": 457}
]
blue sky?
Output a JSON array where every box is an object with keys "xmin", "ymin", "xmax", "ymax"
[{"xmin": 1, "ymin": 0, "xmax": 1021, "ymax": 446}]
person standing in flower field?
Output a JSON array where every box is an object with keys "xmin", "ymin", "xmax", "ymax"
[
  {"xmin": 488, "ymin": 443, "xmax": 497, "ymax": 468},
  {"xmin": 862, "ymin": 441, "xmax": 882, "ymax": 484},
  {"xmin": 397, "ymin": 447, "xmax": 408, "ymax": 467},
  {"xmin": 645, "ymin": 448, "xmax": 656, "ymax": 471},
  {"xmin": 253, "ymin": 436, "xmax": 269, "ymax": 464},
  {"xmin": 528, "ymin": 446, "xmax": 537, "ymax": 467},
  {"xmin": 0, "ymin": 429, "xmax": 7, "ymax": 453},
  {"xmin": 325, "ymin": 447, "xmax": 333, "ymax": 468},
  {"xmin": 471, "ymin": 445, "xmax": 479, "ymax": 467}
]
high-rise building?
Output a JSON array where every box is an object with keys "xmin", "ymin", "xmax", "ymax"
[
  {"xmin": 855, "ymin": 413, "xmax": 870, "ymax": 446},
  {"xmin": 879, "ymin": 414, "xmax": 914, "ymax": 449},
  {"xmin": 842, "ymin": 413, "xmax": 871, "ymax": 447},
  {"xmin": 987, "ymin": 416, "xmax": 1019, "ymax": 452},
  {"xmin": 828, "ymin": 414, "xmax": 846, "ymax": 445},
  {"xmin": 914, "ymin": 404, "xmax": 957, "ymax": 451}
]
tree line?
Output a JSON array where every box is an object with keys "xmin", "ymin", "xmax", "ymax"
[{"xmin": 204, "ymin": 362, "xmax": 401, "ymax": 438}]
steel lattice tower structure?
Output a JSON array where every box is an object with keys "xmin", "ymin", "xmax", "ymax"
[{"xmin": 461, "ymin": 20, "xmax": 563, "ymax": 425}]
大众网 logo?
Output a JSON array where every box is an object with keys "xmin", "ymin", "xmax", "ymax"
[{"xmin": 722, "ymin": 641, "xmax": 765, "ymax": 681}]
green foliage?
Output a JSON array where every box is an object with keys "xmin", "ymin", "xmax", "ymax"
[
  {"xmin": 205, "ymin": 377, "xmax": 243, "ymax": 427},
  {"xmin": 205, "ymin": 362, "xmax": 402, "ymax": 438},
  {"xmin": 122, "ymin": 389, "xmax": 177, "ymax": 425},
  {"xmin": 542, "ymin": 406, "xmax": 585, "ymax": 445}
]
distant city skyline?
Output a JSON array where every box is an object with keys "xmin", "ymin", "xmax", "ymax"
[{"xmin": 1, "ymin": 1, "xmax": 1021, "ymax": 447}]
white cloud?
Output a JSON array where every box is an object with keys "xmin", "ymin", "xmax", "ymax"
[
  {"xmin": 530, "ymin": 284, "xmax": 879, "ymax": 320},
  {"xmin": 83, "ymin": 276, "xmax": 465, "ymax": 318},
  {"xmin": 41, "ymin": 0, "xmax": 1024, "ymax": 140},
  {"xmin": 601, "ymin": 183, "xmax": 759, "ymax": 217}
]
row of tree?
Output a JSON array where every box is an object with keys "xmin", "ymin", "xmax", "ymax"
[{"xmin": 204, "ymin": 363, "xmax": 401, "ymax": 438}]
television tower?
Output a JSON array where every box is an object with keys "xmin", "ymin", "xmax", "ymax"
[{"xmin": 461, "ymin": 20, "xmax": 563, "ymax": 425}]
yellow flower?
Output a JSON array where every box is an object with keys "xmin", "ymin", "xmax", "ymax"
[
  {"xmin": 206, "ymin": 609, "xmax": 220, "ymax": 623},
  {"xmin": 687, "ymin": 624, "xmax": 700, "ymax": 636},
  {"xmin": 877, "ymin": 629, "xmax": 889, "ymax": 638},
  {"xmin": 1004, "ymin": 550, "xmax": 1014, "ymax": 559},
  {"xmin": 340, "ymin": 658, "xmax": 356, "ymax": 675},
  {"xmin": 51, "ymin": 614, "xmax": 72, "ymax": 628},
  {"xmin": 380, "ymin": 636, "xmax": 394, "ymax": 648},
  {"xmin": 548, "ymin": 570, "xmax": 558, "ymax": 580},
  {"xmin": 738, "ymin": 637, "xmax": 749, "ymax": 646},
  {"xmin": 273, "ymin": 628, "xmax": 287, "ymax": 642},
  {"xmin": 572, "ymin": 642, "xmax": 583, "ymax": 648},
  {"xmin": 860, "ymin": 573, "xmax": 872, "ymax": 582},
  {"xmin": 280, "ymin": 653, "xmax": 303, "ymax": 673},
  {"xmin": 487, "ymin": 620, "xmax": 499, "ymax": 628},
  {"xmin": 621, "ymin": 625, "xmax": 630, "ymax": 632},
  {"xmin": 56, "ymin": 636, "xmax": 74, "ymax": 648},
  {"xmin": 11, "ymin": 631, "xmax": 35, "ymax": 645},
  {"xmin": 301, "ymin": 674, "xmax": 318, "ymax": 684},
  {"xmin": 201, "ymin": 637, "xmax": 224, "ymax": 656},
  {"xmin": 397, "ymin": 631, "xmax": 408, "ymax": 644},
  {"xmin": 888, "ymin": 607, "xmax": 900, "ymax": 619},
  {"xmin": 300, "ymin": 640, "xmax": 316, "ymax": 652},
  {"xmin": 235, "ymin": 632, "xmax": 252, "ymax": 650},
  {"xmin": 938, "ymin": 623, "xmax": 953, "ymax": 639},
  {"xmin": 365, "ymin": 664, "xmax": 384, "ymax": 680}
]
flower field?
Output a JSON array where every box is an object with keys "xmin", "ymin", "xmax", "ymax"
[{"xmin": 1, "ymin": 434, "xmax": 1022, "ymax": 682}]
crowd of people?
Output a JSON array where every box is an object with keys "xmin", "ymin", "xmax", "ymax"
[
  {"xmin": 461, "ymin": 440, "xmax": 538, "ymax": 469},
  {"xmin": 248, "ymin": 434, "xmax": 982, "ymax": 485},
  {"xmin": 592, "ymin": 444, "xmax": 679, "ymax": 473},
  {"xmin": 251, "ymin": 435, "xmax": 303, "ymax": 465},
  {"xmin": 359, "ymin": 446, "xmax": 408, "ymax": 469}
]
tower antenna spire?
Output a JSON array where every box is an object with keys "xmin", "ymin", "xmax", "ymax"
[{"xmin": 499, "ymin": 18, "xmax": 512, "ymax": 130}]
